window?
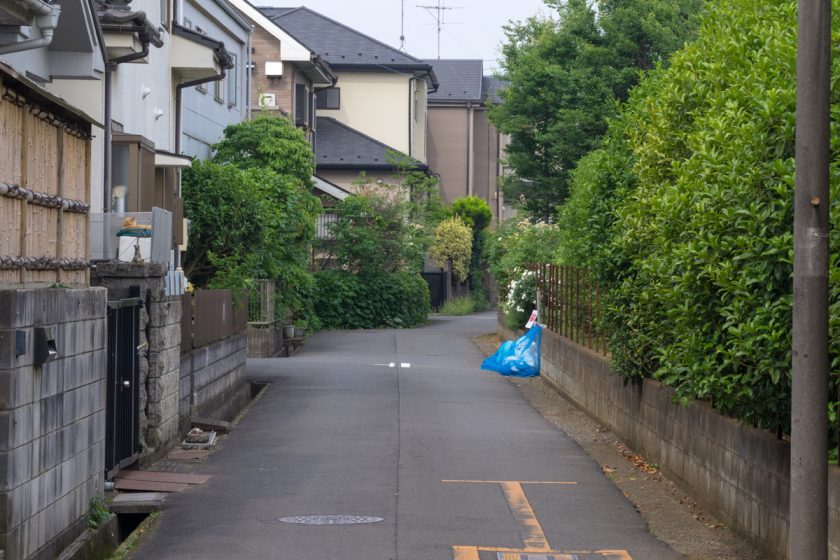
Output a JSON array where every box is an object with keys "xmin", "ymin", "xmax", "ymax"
[
  {"xmin": 227, "ymin": 54, "xmax": 237, "ymax": 108},
  {"xmin": 214, "ymin": 77, "xmax": 223, "ymax": 104},
  {"xmin": 316, "ymin": 88, "xmax": 340, "ymax": 110},
  {"xmin": 295, "ymin": 84, "xmax": 310, "ymax": 127},
  {"xmin": 110, "ymin": 133, "xmax": 183, "ymax": 244},
  {"xmin": 110, "ymin": 134, "xmax": 156, "ymax": 214},
  {"xmin": 160, "ymin": 0, "xmax": 169, "ymax": 29}
]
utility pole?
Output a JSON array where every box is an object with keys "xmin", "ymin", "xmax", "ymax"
[
  {"xmin": 416, "ymin": 0, "xmax": 459, "ymax": 59},
  {"xmin": 790, "ymin": 0, "xmax": 831, "ymax": 558}
]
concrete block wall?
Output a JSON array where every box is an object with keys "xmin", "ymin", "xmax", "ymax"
[
  {"xmin": 246, "ymin": 324, "xmax": 282, "ymax": 358},
  {"xmin": 179, "ymin": 334, "xmax": 247, "ymax": 434},
  {"xmin": 0, "ymin": 288, "xmax": 107, "ymax": 560},
  {"xmin": 501, "ymin": 322, "xmax": 840, "ymax": 560}
]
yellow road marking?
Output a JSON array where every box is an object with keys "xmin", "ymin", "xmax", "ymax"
[
  {"xmin": 500, "ymin": 481, "xmax": 552, "ymax": 551},
  {"xmin": 451, "ymin": 545, "xmax": 480, "ymax": 560},
  {"xmin": 452, "ymin": 547, "xmax": 634, "ymax": 559},
  {"xmin": 442, "ymin": 480, "xmax": 577, "ymax": 485}
]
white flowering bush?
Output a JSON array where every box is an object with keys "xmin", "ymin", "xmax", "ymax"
[{"xmin": 503, "ymin": 268, "xmax": 536, "ymax": 329}]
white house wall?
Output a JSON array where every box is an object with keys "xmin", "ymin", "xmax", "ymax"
[{"xmin": 180, "ymin": 0, "xmax": 250, "ymax": 160}]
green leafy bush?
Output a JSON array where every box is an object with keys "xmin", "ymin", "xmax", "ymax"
[
  {"xmin": 485, "ymin": 220, "xmax": 563, "ymax": 294},
  {"xmin": 313, "ymin": 271, "xmax": 430, "ymax": 329},
  {"xmin": 437, "ymin": 296, "xmax": 477, "ymax": 316},
  {"xmin": 430, "ymin": 217, "xmax": 473, "ymax": 282},
  {"xmin": 183, "ymin": 116, "xmax": 319, "ymax": 317},
  {"xmin": 557, "ymin": 0, "xmax": 840, "ymax": 434}
]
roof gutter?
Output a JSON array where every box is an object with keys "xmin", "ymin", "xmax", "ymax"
[{"xmin": 0, "ymin": 1, "xmax": 61, "ymax": 55}]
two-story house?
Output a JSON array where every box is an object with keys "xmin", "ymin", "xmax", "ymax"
[
  {"xmin": 178, "ymin": 0, "xmax": 253, "ymax": 160},
  {"xmin": 226, "ymin": 0, "xmax": 336, "ymax": 146},
  {"xmin": 0, "ymin": 3, "xmax": 109, "ymax": 558},
  {"xmin": 427, "ymin": 59, "xmax": 511, "ymax": 222},
  {"xmin": 260, "ymin": 6, "xmax": 439, "ymax": 191},
  {"xmin": 89, "ymin": 0, "xmax": 234, "ymax": 265}
]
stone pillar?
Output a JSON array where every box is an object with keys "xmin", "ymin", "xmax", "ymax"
[
  {"xmin": 0, "ymin": 287, "xmax": 107, "ymax": 560},
  {"xmin": 91, "ymin": 263, "xmax": 181, "ymax": 466}
]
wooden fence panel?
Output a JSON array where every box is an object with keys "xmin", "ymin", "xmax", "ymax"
[
  {"xmin": 194, "ymin": 289, "xmax": 233, "ymax": 348},
  {"xmin": 181, "ymin": 293, "xmax": 193, "ymax": 353}
]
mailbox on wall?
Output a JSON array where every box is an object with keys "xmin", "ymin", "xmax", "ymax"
[{"xmin": 34, "ymin": 327, "xmax": 58, "ymax": 365}]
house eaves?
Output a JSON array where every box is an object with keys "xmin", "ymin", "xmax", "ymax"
[
  {"xmin": 313, "ymin": 175, "xmax": 351, "ymax": 200},
  {"xmin": 225, "ymin": 0, "xmax": 314, "ymax": 61}
]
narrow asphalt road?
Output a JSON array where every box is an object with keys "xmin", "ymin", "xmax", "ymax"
[{"xmin": 131, "ymin": 312, "xmax": 682, "ymax": 560}]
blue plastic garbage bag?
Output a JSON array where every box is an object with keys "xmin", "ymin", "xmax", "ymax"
[{"xmin": 481, "ymin": 324, "xmax": 542, "ymax": 377}]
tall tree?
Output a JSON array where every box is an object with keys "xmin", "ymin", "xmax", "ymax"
[{"xmin": 490, "ymin": 0, "xmax": 702, "ymax": 221}]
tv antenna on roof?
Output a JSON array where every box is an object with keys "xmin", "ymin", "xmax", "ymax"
[
  {"xmin": 399, "ymin": 0, "xmax": 406, "ymax": 50},
  {"xmin": 416, "ymin": 0, "xmax": 463, "ymax": 59}
]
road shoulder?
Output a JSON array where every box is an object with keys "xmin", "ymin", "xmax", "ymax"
[{"xmin": 472, "ymin": 333, "xmax": 762, "ymax": 560}]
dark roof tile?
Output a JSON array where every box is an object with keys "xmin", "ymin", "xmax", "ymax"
[
  {"xmin": 260, "ymin": 6, "xmax": 428, "ymax": 69},
  {"xmin": 428, "ymin": 59, "xmax": 483, "ymax": 102},
  {"xmin": 315, "ymin": 117, "xmax": 424, "ymax": 169}
]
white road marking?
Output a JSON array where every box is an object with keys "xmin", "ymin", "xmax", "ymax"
[{"xmin": 400, "ymin": 363, "xmax": 411, "ymax": 368}]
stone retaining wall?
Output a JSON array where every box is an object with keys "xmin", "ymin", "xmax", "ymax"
[
  {"xmin": 499, "ymin": 321, "xmax": 840, "ymax": 560},
  {"xmin": 0, "ymin": 288, "xmax": 107, "ymax": 560},
  {"xmin": 92, "ymin": 263, "xmax": 181, "ymax": 467}
]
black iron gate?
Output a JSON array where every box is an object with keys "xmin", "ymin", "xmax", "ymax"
[
  {"xmin": 422, "ymin": 272, "xmax": 446, "ymax": 310},
  {"xmin": 105, "ymin": 297, "xmax": 141, "ymax": 476}
]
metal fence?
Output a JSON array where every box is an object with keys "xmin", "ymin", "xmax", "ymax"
[
  {"xmin": 535, "ymin": 264, "xmax": 608, "ymax": 355},
  {"xmin": 316, "ymin": 212, "xmax": 338, "ymax": 240},
  {"xmin": 181, "ymin": 289, "xmax": 248, "ymax": 353},
  {"xmin": 247, "ymin": 279, "xmax": 289, "ymax": 324}
]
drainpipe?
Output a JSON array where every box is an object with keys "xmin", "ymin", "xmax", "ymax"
[
  {"xmin": 0, "ymin": 3, "xmax": 61, "ymax": 55},
  {"xmin": 174, "ymin": 71, "xmax": 226, "ymax": 269},
  {"xmin": 467, "ymin": 102, "xmax": 475, "ymax": 196},
  {"xmin": 175, "ymin": 72, "xmax": 227, "ymax": 155},
  {"xmin": 246, "ymin": 30, "xmax": 253, "ymax": 120}
]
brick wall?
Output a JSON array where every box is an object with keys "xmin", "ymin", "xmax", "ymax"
[
  {"xmin": 0, "ymin": 288, "xmax": 107, "ymax": 560},
  {"xmin": 247, "ymin": 17, "xmax": 293, "ymax": 115},
  {"xmin": 499, "ymin": 322, "xmax": 840, "ymax": 560}
]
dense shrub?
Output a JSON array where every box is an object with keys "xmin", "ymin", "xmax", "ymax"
[
  {"xmin": 430, "ymin": 217, "xmax": 473, "ymax": 282},
  {"xmin": 485, "ymin": 220, "xmax": 563, "ymax": 293},
  {"xmin": 558, "ymin": 0, "xmax": 840, "ymax": 434},
  {"xmin": 313, "ymin": 271, "xmax": 430, "ymax": 329}
]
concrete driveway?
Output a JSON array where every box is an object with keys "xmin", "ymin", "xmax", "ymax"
[{"xmin": 130, "ymin": 312, "xmax": 682, "ymax": 560}]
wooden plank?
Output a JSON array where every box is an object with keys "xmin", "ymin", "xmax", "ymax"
[
  {"xmin": 166, "ymin": 449, "xmax": 206, "ymax": 461},
  {"xmin": 116, "ymin": 471, "xmax": 211, "ymax": 485},
  {"xmin": 113, "ymin": 479, "xmax": 190, "ymax": 493}
]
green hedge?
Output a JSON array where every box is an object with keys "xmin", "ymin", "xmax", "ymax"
[
  {"xmin": 313, "ymin": 271, "xmax": 430, "ymax": 329},
  {"xmin": 557, "ymin": 0, "xmax": 840, "ymax": 435}
]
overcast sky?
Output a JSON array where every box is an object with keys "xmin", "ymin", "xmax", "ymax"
[{"xmin": 250, "ymin": 0, "xmax": 551, "ymax": 73}]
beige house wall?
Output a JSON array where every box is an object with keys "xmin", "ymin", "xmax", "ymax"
[
  {"xmin": 428, "ymin": 106, "xmax": 469, "ymax": 204},
  {"xmin": 428, "ymin": 105, "xmax": 506, "ymax": 220},
  {"xmin": 317, "ymin": 72, "xmax": 416, "ymax": 158}
]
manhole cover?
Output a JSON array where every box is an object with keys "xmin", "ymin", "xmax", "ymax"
[{"xmin": 279, "ymin": 515, "xmax": 384, "ymax": 525}]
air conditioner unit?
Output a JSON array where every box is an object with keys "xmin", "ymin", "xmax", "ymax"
[
  {"xmin": 259, "ymin": 93, "xmax": 276, "ymax": 108},
  {"xmin": 265, "ymin": 61, "xmax": 284, "ymax": 77}
]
